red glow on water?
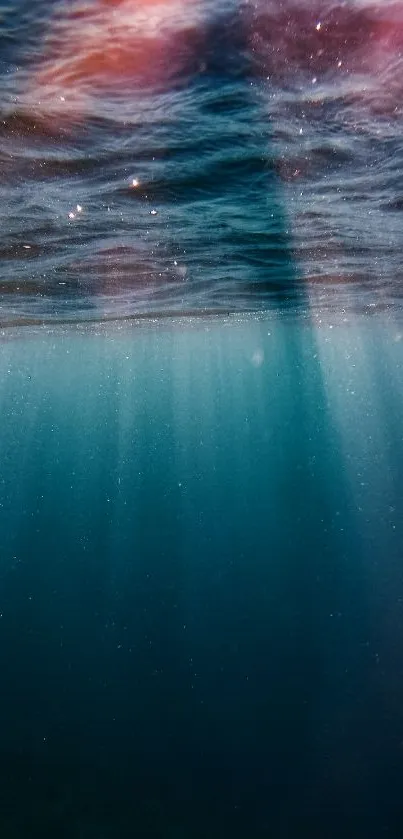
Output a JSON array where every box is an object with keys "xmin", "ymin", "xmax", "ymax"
[
  {"xmin": 26, "ymin": 0, "xmax": 196, "ymax": 122},
  {"xmin": 248, "ymin": 1, "xmax": 403, "ymax": 80}
]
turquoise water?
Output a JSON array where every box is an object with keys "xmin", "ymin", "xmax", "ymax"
[
  {"xmin": 1, "ymin": 311, "xmax": 403, "ymax": 836},
  {"xmin": 2, "ymin": 0, "xmax": 403, "ymax": 833}
]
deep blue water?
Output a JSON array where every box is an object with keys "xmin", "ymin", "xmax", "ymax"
[
  {"xmin": 2, "ymin": 1, "xmax": 403, "ymax": 837},
  {"xmin": 2, "ymin": 314, "xmax": 403, "ymax": 837}
]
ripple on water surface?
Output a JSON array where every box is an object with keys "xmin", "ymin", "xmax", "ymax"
[{"xmin": 0, "ymin": 0, "xmax": 403, "ymax": 324}]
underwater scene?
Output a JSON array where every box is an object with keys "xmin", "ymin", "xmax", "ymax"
[{"xmin": 1, "ymin": 0, "xmax": 403, "ymax": 836}]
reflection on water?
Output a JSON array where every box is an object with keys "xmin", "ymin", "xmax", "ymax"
[{"xmin": 1, "ymin": 0, "xmax": 403, "ymax": 322}]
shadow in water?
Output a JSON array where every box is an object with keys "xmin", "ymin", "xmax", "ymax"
[{"xmin": 0, "ymin": 2, "xmax": 403, "ymax": 837}]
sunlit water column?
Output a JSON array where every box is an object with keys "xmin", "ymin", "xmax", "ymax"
[{"xmin": 0, "ymin": 312, "xmax": 402, "ymax": 834}]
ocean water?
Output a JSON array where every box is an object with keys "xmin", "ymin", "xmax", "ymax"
[{"xmin": 1, "ymin": 1, "xmax": 403, "ymax": 836}]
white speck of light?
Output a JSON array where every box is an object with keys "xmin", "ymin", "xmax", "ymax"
[
  {"xmin": 150, "ymin": 209, "xmax": 158, "ymax": 215},
  {"xmin": 312, "ymin": 77, "xmax": 317, "ymax": 84},
  {"xmin": 251, "ymin": 350, "xmax": 264, "ymax": 367},
  {"xmin": 130, "ymin": 178, "xmax": 140, "ymax": 188},
  {"xmin": 316, "ymin": 21, "xmax": 321, "ymax": 31},
  {"xmin": 76, "ymin": 204, "xmax": 82, "ymax": 213},
  {"xmin": 68, "ymin": 211, "xmax": 75, "ymax": 219}
]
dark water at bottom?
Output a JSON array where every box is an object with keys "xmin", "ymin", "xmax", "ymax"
[{"xmin": 1, "ymin": 310, "xmax": 403, "ymax": 838}]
